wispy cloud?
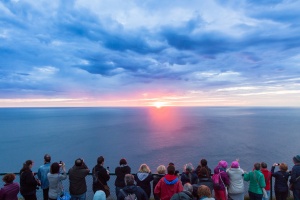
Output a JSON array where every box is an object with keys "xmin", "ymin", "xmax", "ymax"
[{"xmin": 1, "ymin": 0, "xmax": 300, "ymax": 106}]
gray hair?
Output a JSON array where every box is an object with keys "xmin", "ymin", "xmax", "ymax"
[
  {"xmin": 124, "ymin": 174, "xmax": 134, "ymax": 186},
  {"xmin": 183, "ymin": 183, "xmax": 193, "ymax": 193},
  {"xmin": 184, "ymin": 163, "xmax": 194, "ymax": 173}
]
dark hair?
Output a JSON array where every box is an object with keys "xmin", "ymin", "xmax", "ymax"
[
  {"xmin": 200, "ymin": 159, "xmax": 208, "ymax": 167},
  {"xmin": 167, "ymin": 165, "xmax": 175, "ymax": 175},
  {"xmin": 50, "ymin": 162, "xmax": 60, "ymax": 174},
  {"xmin": 168, "ymin": 162, "xmax": 175, "ymax": 166},
  {"xmin": 254, "ymin": 163, "xmax": 261, "ymax": 170},
  {"xmin": 20, "ymin": 160, "xmax": 33, "ymax": 172},
  {"xmin": 119, "ymin": 158, "xmax": 127, "ymax": 165},
  {"xmin": 44, "ymin": 154, "xmax": 51, "ymax": 163},
  {"xmin": 75, "ymin": 158, "xmax": 83, "ymax": 166},
  {"xmin": 2, "ymin": 173, "xmax": 16, "ymax": 183},
  {"xmin": 261, "ymin": 162, "xmax": 267, "ymax": 169},
  {"xmin": 97, "ymin": 156, "xmax": 104, "ymax": 165},
  {"xmin": 198, "ymin": 167, "xmax": 209, "ymax": 178}
]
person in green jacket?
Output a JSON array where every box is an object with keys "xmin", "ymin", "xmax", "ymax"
[{"xmin": 243, "ymin": 163, "xmax": 266, "ymax": 200}]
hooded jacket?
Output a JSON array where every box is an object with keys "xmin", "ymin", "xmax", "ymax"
[
  {"xmin": 134, "ymin": 172, "xmax": 153, "ymax": 198},
  {"xmin": 170, "ymin": 191, "xmax": 193, "ymax": 200},
  {"xmin": 117, "ymin": 185, "xmax": 148, "ymax": 200},
  {"xmin": 213, "ymin": 166, "xmax": 230, "ymax": 191},
  {"xmin": 154, "ymin": 174, "xmax": 183, "ymax": 200},
  {"xmin": 226, "ymin": 167, "xmax": 244, "ymax": 194}
]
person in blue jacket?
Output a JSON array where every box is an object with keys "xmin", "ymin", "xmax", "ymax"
[{"xmin": 38, "ymin": 154, "xmax": 51, "ymax": 200}]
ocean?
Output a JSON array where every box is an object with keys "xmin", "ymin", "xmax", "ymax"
[{"xmin": 0, "ymin": 106, "xmax": 299, "ymax": 174}]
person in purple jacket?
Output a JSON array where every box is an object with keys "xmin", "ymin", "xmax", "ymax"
[
  {"xmin": 213, "ymin": 160, "xmax": 230, "ymax": 200},
  {"xmin": 0, "ymin": 173, "xmax": 20, "ymax": 200}
]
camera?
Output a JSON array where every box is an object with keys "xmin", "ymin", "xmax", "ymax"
[
  {"xmin": 276, "ymin": 163, "xmax": 280, "ymax": 166},
  {"xmin": 59, "ymin": 161, "xmax": 63, "ymax": 166}
]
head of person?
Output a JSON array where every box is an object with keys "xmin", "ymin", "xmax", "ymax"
[
  {"xmin": 198, "ymin": 167, "xmax": 209, "ymax": 178},
  {"xmin": 21, "ymin": 160, "xmax": 34, "ymax": 172},
  {"xmin": 44, "ymin": 154, "xmax": 51, "ymax": 163},
  {"xmin": 261, "ymin": 162, "xmax": 267, "ymax": 169},
  {"xmin": 183, "ymin": 183, "xmax": 193, "ymax": 193},
  {"xmin": 168, "ymin": 162, "xmax": 175, "ymax": 166},
  {"xmin": 279, "ymin": 163, "xmax": 288, "ymax": 172},
  {"xmin": 75, "ymin": 158, "xmax": 83, "ymax": 166},
  {"xmin": 197, "ymin": 185, "xmax": 212, "ymax": 198},
  {"xmin": 184, "ymin": 163, "xmax": 194, "ymax": 173},
  {"xmin": 231, "ymin": 161, "xmax": 239, "ymax": 168},
  {"xmin": 139, "ymin": 164, "xmax": 150, "ymax": 173},
  {"xmin": 218, "ymin": 160, "xmax": 228, "ymax": 169},
  {"xmin": 254, "ymin": 163, "xmax": 261, "ymax": 170},
  {"xmin": 124, "ymin": 174, "xmax": 135, "ymax": 186},
  {"xmin": 93, "ymin": 190, "xmax": 106, "ymax": 200},
  {"xmin": 293, "ymin": 155, "xmax": 300, "ymax": 164},
  {"xmin": 157, "ymin": 165, "xmax": 166, "ymax": 174},
  {"xmin": 2, "ymin": 173, "xmax": 16, "ymax": 184},
  {"xmin": 200, "ymin": 159, "xmax": 208, "ymax": 167},
  {"xmin": 119, "ymin": 158, "xmax": 127, "ymax": 166},
  {"xmin": 50, "ymin": 162, "xmax": 60, "ymax": 174},
  {"xmin": 167, "ymin": 165, "xmax": 175, "ymax": 175},
  {"xmin": 97, "ymin": 156, "xmax": 104, "ymax": 165}
]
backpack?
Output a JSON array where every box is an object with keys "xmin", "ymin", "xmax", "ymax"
[
  {"xmin": 120, "ymin": 189, "xmax": 137, "ymax": 200},
  {"xmin": 212, "ymin": 171, "xmax": 223, "ymax": 189},
  {"xmin": 92, "ymin": 167, "xmax": 99, "ymax": 184}
]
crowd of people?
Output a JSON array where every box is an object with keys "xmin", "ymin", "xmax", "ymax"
[{"xmin": 0, "ymin": 154, "xmax": 300, "ymax": 200}]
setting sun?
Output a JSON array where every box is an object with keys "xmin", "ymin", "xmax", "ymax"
[{"xmin": 153, "ymin": 102, "xmax": 167, "ymax": 108}]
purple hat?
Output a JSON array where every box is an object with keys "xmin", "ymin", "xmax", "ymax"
[
  {"xmin": 231, "ymin": 161, "xmax": 239, "ymax": 168},
  {"xmin": 218, "ymin": 160, "xmax": 228, "ymax": 168}
]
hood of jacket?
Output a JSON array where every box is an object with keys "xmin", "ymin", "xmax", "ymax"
[
  {"xmin": 123, "ymin": 185, "xmax": 138, "ymax": 193},
  {"xmin": 137, "ymin": 172, "xmax": 150, "ymax": 181},
  {"xmin": 164, "ymin": 174, "xmax": 179, "ymax": 185}
]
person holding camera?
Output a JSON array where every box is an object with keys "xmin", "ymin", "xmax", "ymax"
[
  {"xmin": 92, "ymin": 156, "xmax": 110, "ymax": 197},
  {"xmin": 68, "ymin": 158, "xmax": 90, "ymax": 200},
  {"xmin": 271, "ymin": 163, "xmax": 290, "ymax": 200},
  {"xmin": 47, "ymin": 161, "xmax": 67, "ymax": 200},
  {"xmin": 20, "ymin": 160, "xmax": 40, "ymax": 200}
]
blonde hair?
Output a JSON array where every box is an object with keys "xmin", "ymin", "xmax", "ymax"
[
  {"xmin": 156, "ymin": 165, "xmax": 166, "ymax": 174},
  {"xmin": 279, "ymin": 163, "xmax": 288, "ymax": 172},
  {"xmin": 139, "ymin": 164, "xmax": 150, "ymax": 173},
  {"xmin": 197, "ymin": 185, "xmax": 212, "ymax": 198}
]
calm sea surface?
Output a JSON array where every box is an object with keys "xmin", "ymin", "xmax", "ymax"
[{"xmin": 0, "ymin": 107, "xmax": 299, "ymax": 173}]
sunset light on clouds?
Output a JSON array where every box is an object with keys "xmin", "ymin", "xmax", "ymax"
[{"xmin": 1, "ymin": 0, "xmax": 300, "ymax": 107}]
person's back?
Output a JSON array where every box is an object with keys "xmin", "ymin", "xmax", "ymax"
[
  {"xmin": 92, "ymin": 156, "xmax": 110, "ymax": 197},
  {"xmin": 135, "ymin": 164, "xmax": 153, "ymax": 198},
  {"xmin": 243, "ymin": 162, "xmax": 266, "ymax": 199},
  {"xmin": 68, "ymin": 158, "xmax": 90, "ymax": 198},
  {"xmin": 154, "ymin": 165, "xmax": 183, "ymax": 200},
  {"xmin": 192, "ymin": 167, "xmax": 213, "ymax": 198},
  {"xmin": 226, "ymin": 161, "xmax": 244, "ymax": 200},
  {"xmin": 261, "ymin": 162, "xmax": 271, "ymax": 200},
  {"xmin": 117, "ymin": 174, "xmax": 148, "ymax": 200},
  {"xmin": 37, "ymin": 154, "xmax": 51, "ymax": 200},
  {"xmin": 0, "ymin": 173, "xmax": 20, "ymax": 200},
  {"xmin": 115, "ymin": 158, "xmax": 131, "ymax": 197},
  {"xmin": 48, "ymin": 162, "xmax": 67, "ymax": 200},
  {"xmin": 170, "ymin": 183, "xmax": 193, "ymax": 200},
  {"xmin": 195, "ymin": 159, "xmax": 212, "ymax": 178},
  {"xmin": 153, "ymin": 165, "xmax": 166, "ymax": 200},
  {"xmin": 290, "ymin": 155, "xmax": 300, "ymax": 199}
]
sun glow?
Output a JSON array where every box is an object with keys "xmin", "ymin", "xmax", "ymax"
[{"xmin": 153, "ymin": 101, "xmax": 168, "ymax": 108}]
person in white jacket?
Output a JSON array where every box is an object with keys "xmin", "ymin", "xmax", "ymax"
[{"xmin": 226, "ymin": 161, "xmax": 245, "ymax": 200}]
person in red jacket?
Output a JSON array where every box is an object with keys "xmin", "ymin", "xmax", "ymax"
[
  {"xmin": 154, "ymin": 165, "xmax": 183, "ymax": 200},
  {"xmin": 261, "ymin": 162, "xmax": 271, "ymax": 200}
]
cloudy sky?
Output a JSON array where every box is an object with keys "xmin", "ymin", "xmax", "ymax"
[{"xmin": 1, "ymin": 0, "xmax": 300, "ymax": 107}]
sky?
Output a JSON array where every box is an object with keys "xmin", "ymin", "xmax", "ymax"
[{"xmin": 1, "ymin": 0, "xmax": 300, "ymax": 107}]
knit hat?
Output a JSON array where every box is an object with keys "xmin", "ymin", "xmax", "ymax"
[
  {"xmin": 231, "ymin": 161, "xmax": 239, "ymax": 168},
  {"xmin": 218, "ymin": 160, "xmax": 228, "ymax": 168},
  {"xmin": 293, "ymin": 155, "xmax": 300, "ymax": 163}
]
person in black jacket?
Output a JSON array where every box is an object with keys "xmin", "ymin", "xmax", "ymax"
[
  {"xmin": 115, "ymin": 158, "xmax": 131, "ymax": 197},
  {"xmin": 192, "ymin": 167, "xmax": 214, "ymax": 199},
  {"xmin": 20, "ymin": 160, "xmax": 40, "ymax": 200},
  {"xmin": 92, "ymin": 156, "xmax": 110, "ymax": 197},
  {"xmin": 271, "ymin": 162, "xmax": 290, "ymax": 200},
  {"xmin": 68, "ymin": 158, "xmax": 90, "ymax": 199},
  {"xmin": 290, "ymin": 155, "xmax": 300, "ymax": 200},
  {"xmin": 134, "ymin": 164, "xmax": 153, "ymax": 198},
  {"xmin": 195, "ymin": 159, "xmax": 212, "ymax": 178},
  {"xmin": 118, "ymin": 174, "xmax": 148, "ymax": 200}
]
